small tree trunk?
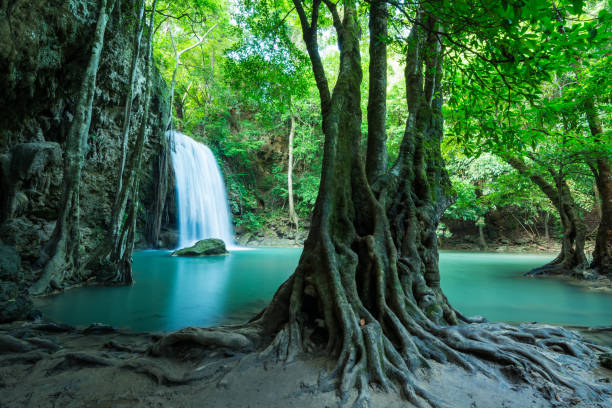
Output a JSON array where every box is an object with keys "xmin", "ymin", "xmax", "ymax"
[
  {"xmin": 147, "ymin": 138, "xmax": 170, "ymax": 248},
  {"xmin": 584, "ymin": 99, "xmax": 612, "ymax": 275},
  {"xmin": 478, "ymin": 223, "xmax": 487, "ymax": 251},
  {"xmin": 508, "ymin": 157, "xmax": 588, "ymax": 275},
  {"xmin": 594, "ymin": 182, "xmax": 602, "ymax": 218},
  {"xmin": 117, "ymin": 0, "xmax": 145, "ymax": 195},
  {"xmin": 544, "ymin": 211, "xmax": 550, "ymax": 242},
  {"xmin": 287, "ymin": 107, "xmax": 298, "ymax": 231},
  {"xmin": 30, "ymin": 0, "xmax": 115, "ymax": 295},
  {"xmin": 110, "ymin": 0, "xmax": 162, "ymax": 282},
  {"xmin": 166, "ymin": 23, "xmax": 216, "ymax": 131},
  {"xmin": 592, "ymin": 159, "xmax": 612, "ymax": 275}
]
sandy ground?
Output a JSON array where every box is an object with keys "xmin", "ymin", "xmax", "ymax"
[{"xmin": 1, "ymin": 321, "xmax": 611, "ymax": 408}]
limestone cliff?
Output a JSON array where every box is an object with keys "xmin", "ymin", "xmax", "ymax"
[{"xmin": 0, "ymin": 0, "xmax": 176, "ymax": 320}]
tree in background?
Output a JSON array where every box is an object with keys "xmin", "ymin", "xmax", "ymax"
[
  {"xmin": 444, "ymin": 0, "xmax": 610, "ymax": 275},
  {"xmin": 225, "ymin": 2, "xmax": 312, "ymax": 230},
  {"xmin": 443, "ymin": 154, "xmax": 510, "ymax": 251}
]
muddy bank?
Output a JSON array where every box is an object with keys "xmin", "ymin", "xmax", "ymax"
[{"xmin": 1, "ymin": 320, "xmax": 611, "ymax": 408}]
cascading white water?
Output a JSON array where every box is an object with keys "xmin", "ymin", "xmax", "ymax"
[{"xmin": 170, "ymin": 131, "xmax": 235, "ymax": 249}]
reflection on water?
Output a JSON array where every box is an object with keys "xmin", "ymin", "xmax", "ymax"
[
  {"xmin": 439, "ymin": 252, "xmax": 612, "ymax": 326},
  {"xmin": 36, "ymin": 250, "xmax": 612, "ymax": 331}
]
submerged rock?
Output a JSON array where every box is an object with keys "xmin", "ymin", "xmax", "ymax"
[{"xmin": 172, "ymin": 239, "xmax": 228, "ymax": 256}]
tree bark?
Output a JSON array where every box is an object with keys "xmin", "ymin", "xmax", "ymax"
[
  {"xmin": 30, "ymin": 0, "xmax": 115, "ymax": 295},
  {"xmin": 107, "ymin": 0, "xmax": 159, "ymax": 283},
  {"xmin": 365, "ymin": 0, "xmax": 387, "ymax": 185},
  {"xmin": 507, "ymin": 157, "xmax": 588, "ymax": 275},
  {"xmin": 544, "ymin": 211, "xmax": 550, "ymax": 242},
  {"xmin": 117, "ymin": 0, "xmax": 145, "ymax": 196},
  {"xmin": 584, "ymin": 99, "xmax": 612, "ymax": 275},
  {"xmin": 478, "ymin": 223, "xmax": 487, "ymax": 251},
  {"xmin": 287, "ymin": 106, "xmax": 299, "ymax": 230},
  {"xmin": 592, "ymin": 158, "xmax": 612, "ymax": 275},
  {"xmin": 146, "ymin": 137, "xmax": 171, "ymax": 248}
]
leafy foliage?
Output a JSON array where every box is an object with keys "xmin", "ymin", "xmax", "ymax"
[{"xmin": 148, "ymin": 0, "xmax": 609, "ymax": 239}]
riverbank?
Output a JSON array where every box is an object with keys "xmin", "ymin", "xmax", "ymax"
[
  {"xmin": 235, "ymin": 225, "xmax": 573, "ymax": 254},
  {"xmin": 1, "ymin": 320, "xmax": 611, "ymax": 408},
  {"xmin": 234, "ymin": 232, "xmax": 612, "ymax": 295}
]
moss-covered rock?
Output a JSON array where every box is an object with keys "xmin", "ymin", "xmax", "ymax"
[{"xmin": 172, "ymin": 239, "xmax": 228, "ymax": 257}]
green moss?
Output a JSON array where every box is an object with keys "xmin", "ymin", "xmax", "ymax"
[{"xmin": 172, "ymin": 239, "xmax": 229, "ymax": 257}]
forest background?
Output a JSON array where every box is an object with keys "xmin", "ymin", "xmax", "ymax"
[{"xmin": 153, "ymin": 0, "xmax": 611, "ymax": 257}]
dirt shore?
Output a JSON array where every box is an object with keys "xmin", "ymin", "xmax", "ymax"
[{"xmin": 1, "ymin": 321, "xmax": 611, "ymax": 408}]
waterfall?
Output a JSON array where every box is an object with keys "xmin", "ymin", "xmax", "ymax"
[{"xmin": 170, "ymin": 131, "xmax": 235, "ymax": 249}]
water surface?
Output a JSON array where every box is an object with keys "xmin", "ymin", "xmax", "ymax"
[{"xmin": 36, "ymin": 250, "xmax": 612, "ymax": 331}]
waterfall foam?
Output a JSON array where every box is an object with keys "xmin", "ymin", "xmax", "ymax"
[{"xmin": 170, "ymin": 131, "xmax": 235, "ymax": 249}]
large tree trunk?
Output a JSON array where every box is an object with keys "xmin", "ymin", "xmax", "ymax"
[
  {"xmin": 30, "ymin": 0, "xmax": 115, "ymax": 295},
  {"xmin": 585, "ymin": 99, "xmax": 612, "ymax": 275},
  {"xmin": 148, "ymin": 2, "xmax": 608, "ymax": 405},
  {"xmin": 507, "ymin": 157, "xmax": 588, "ymax": 275},
  {"xmin": 365, "ymin": 0, "xmax": 387, "ymax": 185}
]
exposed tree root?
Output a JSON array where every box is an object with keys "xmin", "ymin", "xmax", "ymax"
[
  {"xmin": 123, "ymin": 356, "xmax": 237, "ymax": 385},
  {"xmin": 0, "ymin": 334, "xmax": 34, "ymax": 353},
  {"xmin": 144, "ymin": 237, "xmax": 612, "ymax": 406},
  {"xmin": 148, "ymin": 326, "xmax": 256, "ymax": 357},
  {"xmin": 104, "ymin": 340, "xmax": 147, "ymax": 354},
  {"xmin": 145, "ymin": 316, "xmax": 611, "ymax": 407},
  {"xmin": 61, "ymin": 351, "xmax": 116, "ymax": 367},
  {"xmin": 0, "ymin": 350, "xmax": 47, "ymax": 365}
]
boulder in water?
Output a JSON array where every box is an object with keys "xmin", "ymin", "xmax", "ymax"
[{"xmin": 172, "ymin": 239, "xmax": 229, "ymax": 256}]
